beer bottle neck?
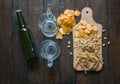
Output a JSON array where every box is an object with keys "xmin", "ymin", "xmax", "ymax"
[{"xmin": 16, "ymin": 10, "xmax": 26, "ymax": 28}]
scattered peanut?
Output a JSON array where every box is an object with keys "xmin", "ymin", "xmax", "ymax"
[
  {"xmin": 102, "ymin": 29, "xmax": 106, "ymax": 32},
  {"xmin": 68, "ymin": 41, "xmax": 71, "ymax": 44},
  {"xmin": 102, "ymin": 43, "xmax": 105, "ymax": 47},
  {"xmin": 104, "ymin": 37, "xmax": 107, "ymax": 40},
  {"xmin": 67, "ymin": 45, "xmax": 71, "ymax": 48},
  {"xmin": 70, "ymin": 52, "xmax": 73, "ymax": 55},
  {"xmin": 108, "ymin": 41, "xmax": 111, "ymax": 45}
]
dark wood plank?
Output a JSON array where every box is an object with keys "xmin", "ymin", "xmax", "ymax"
[
  {"xmin": 42, "ymin": 0, "xmax": 61, "ymax": 84},
  {"xmin": 1, "ymin": 0, "xmax": 120, "ymax": 84},
  {"xmin": 58, "ymin": 0, "xmax": 76, "ymax": 84},
  {"xmin": 89, "ymin": 0, "xmax": 109, "ymax": 84},
  {"xmin": 107, "ymin": 0, "xmax": 120, "ymax": 84},
  {"xmin": 75, "ymin": 0, "xmax": 91, "ymax": 23},
  {"xmin": 74, "ymin": 0, "xmax": 91, "ymax": 84},
  {"xmin": 57, "ymin": 1, "xmax": 66, "ymax": 83},
  {"xmin": 27, "ymin": 0, "xmax": 45, "ymax": 84},
  {"xmin": 12, "ymin": 0, "xmax": 28, "ymax": 84},
  {"xmin": 0, "ymin": 0, "xmax": 12, "ymax": 84}
]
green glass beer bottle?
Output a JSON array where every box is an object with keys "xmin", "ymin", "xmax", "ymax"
[{"xmin": 16, "ymin": 10, "xmax": 38, "ymax": 64}]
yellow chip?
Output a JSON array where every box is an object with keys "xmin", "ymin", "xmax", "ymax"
[
  {"xmin": 62, "ymin": 26, "xmax": 72, "ymax": 34},
  {"xmin": 75, "ymin": 31, "xmax": 79, "ymax": 37},
  {"xmin": 87, "ymin": 24, "xmax": 93, "ymax": 31},
  {"xmin": 80, "ymin": 25, "xmax": 87, "ymax": 30},
  {"xmin": 56, "ymin": 9, "xmax": 80, "ymax": 39},
  {"xmin": 74, "ymin": 38, "xmax": 79, "ymax": 42},
  {"xmin": 74, "ymin": 10, "xmax": 81, "ymax": 16},
  {"xmin": 59, "ymin": 27, "xmax": 65, "ymax": 35},
  {"xmin": 57, "ymin": 14, "xmax": 68, "ymax": 25},
  {"xmin": 67, "ymin": 13, "xmax": 73, "ymax": 17},
  {"xmin": 93, "ymin": 26, "xmax": 98, "ymax": 32},
  {"xmin": 75, "ymin": 27, "xmax": 80, "ymax": 31},
  {"xmin": 80, "ymin": 20, "xmax": 87, "ymax": 26},
  {"xmin": 78, "ymin": 29, "xmax": 86, "ymax": 37},
  {"xmin": 62, "ymin": 16, "xmax": 75, "ymax": 27},
  {"xmin": 57, "ymin": 17, "xmax": 62, "ymax": 25},
  {"xmin": 56, "ymin": 32, "xmax": 63, "ymax": 39},
  {"xmin": 64, "ymin": 9, "xmax": 74, "ymax": 16},
  {"xmin": 84, "ymin": 29, "xmax": 91, "ymax": 34}
]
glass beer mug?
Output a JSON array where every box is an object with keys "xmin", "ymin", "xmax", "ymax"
[
  {"xmin": 38, "ymin": 8, "xmax": 59, "ymax": 37},
  {"xmin": 38, "ymin": 40, "xmax": 60, "ymax": 68}
]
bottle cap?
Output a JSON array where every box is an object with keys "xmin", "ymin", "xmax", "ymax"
[{"xmin": 15, "ymin": 10, "xmax": 22, "ymax": 13}]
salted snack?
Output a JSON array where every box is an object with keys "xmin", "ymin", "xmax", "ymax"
[
  {"xmin": 56, "ymin": 9, "xmax": 81, "ymax": 39},
  {"xmin": 74, "ymin": 10, "xmax": 81, "ymax": 16},
  {"xmin": 73, "ymin": 7, "xmax": 103, "ymax": 73},
  {"xmin": 56, "ymin": 32, "xmax": 63, "ymax": 40},
  {"xmin": 73, "ymin": 19, "xmax": 103, "ymax": 72}
]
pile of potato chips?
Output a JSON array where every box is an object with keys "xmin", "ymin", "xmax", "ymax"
[{"xmin": 56, "ymin": 9, "xmax": 80, "ymax": 39}]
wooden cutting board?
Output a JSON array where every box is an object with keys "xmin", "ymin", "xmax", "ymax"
[{"xmin": 73, "ymin": 7, "xmax": 103, "ymax": 71}]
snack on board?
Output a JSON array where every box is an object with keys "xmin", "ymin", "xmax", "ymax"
[
  {"xmin": 73, "ymin": 20, "xmax": 103, "ymax": 72},
  {"xmin": 56, "ymin": 9, "xmax": 81, "ymax": 39}
]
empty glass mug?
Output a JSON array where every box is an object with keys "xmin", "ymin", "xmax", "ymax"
[
  {"xmin": 38, "ymin": 40, "xmax": 60, "ymax": 68},
  {"xmin": 38, "ymin": 8, "xmax": 59, "ymax": 37}
]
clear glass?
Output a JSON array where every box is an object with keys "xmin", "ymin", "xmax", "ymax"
[
  {"xmin": 38, "ymin": 8, "xmax": 59, "ymax": 37},
  {"xmin": 38, "ymin": 40, "xmax": 60, "ymax": 68}
]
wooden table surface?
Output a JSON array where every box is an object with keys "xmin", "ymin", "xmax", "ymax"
[{"xmin": 0, "ymin": 0, "xmax": 120, "ymax": 84}]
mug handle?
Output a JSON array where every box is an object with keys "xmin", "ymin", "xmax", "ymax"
[
  {"xmin": 46, "ymin": 7, "xmax": 52, "ymax": 14},
  {"xmin": 47, "ymin": 59, "xmax": 53, "ymax": 68}
]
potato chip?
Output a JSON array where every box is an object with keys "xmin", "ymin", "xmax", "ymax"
[
  {"xmin": 87, "ymin": 24, "xmax": 93, "ymax": 31},
  {"xmin": 75, "ymin": 31, "xmax": 79, "ymax": 37},
  {"xmin": 56, "ymin": 9, "xmax": 81, "ymax": 39},
  {"xmin": 67, "ymin": 13, "xmax": 73, "ymax": 17},
  {"xmin": 74, "ymin": 10, "xmax": 81, "ymax": 16},
  {"xmin": 80, "ymin": 20, "xmax": 87, "ymax": 26},
  {"xmin": 56, "ymin": 32, "xmax": 63, "ymax": 39},
  {"xmin": 64, "ymin": 9, "xmax": 74, "ymax": 16},
  {"xmin": 62, "ymin": 26, "xmax": 72, "ymax": 34},
  {"xmin": 80, "ymin": 25, "xmax": 87, "ymax": 30},
  {"xmin": 78, "ymin": 30, "xmax": 87, "ymax": 38},
  {"xmin": 59, "ymin": 27, "xmax": 65, "ymax": 35},
  {"xmin": 75, "ymin": 27, "xmax": 80, "ymax": 31},
  {"xmin": 63, "ymin": 19, "xmax": 75, "ymax": 27},
  {"xmin": 84, "ymin": 29, "xmax": 91, "ymax": 34}
]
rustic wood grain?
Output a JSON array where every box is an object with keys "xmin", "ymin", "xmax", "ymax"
[
  {"xmin": 27, "ymin": 0, "xmax": 45, "ymax": 84},
  {"xmin": 74, "ymin": 1, "xmax": 91, "ymax": 84},
  {"xmin": 12, "ymin": 0, "xmax": 28, "ymax": 84},
  {"xmin": 107, "ymin": 0, "xmax": 120, "ymax": 84},
  {"xmin": 89, "ymin": 0, "xmax": 109, "ymax": 84},
  {"xmin": 0, "ymin": 0, "xmax": 12, "ymax": 83},
  {"xmin": 58, "ymin": 0, "xmax": 76, "ymax": 84},
  {"xmin": 0, "ymin": 0, "xmax": 120, "ymax": 84}
]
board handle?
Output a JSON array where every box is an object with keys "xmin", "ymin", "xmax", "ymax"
[
  {"xmin": 81, "ymin": 7, "xmax": 93, "ymax": 22},
  {"xmin": 81, "ymin": 7, "xmax": 102, "ymax": 34}
]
